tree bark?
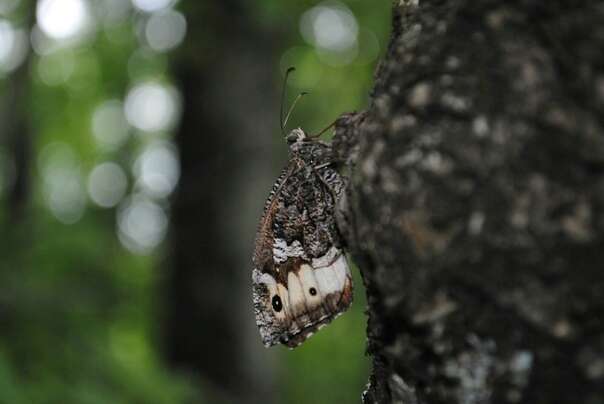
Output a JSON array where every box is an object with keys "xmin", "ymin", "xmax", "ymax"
[{"xmin": 335, "ymin": 1, "xmax": 604, "ymax": 403}]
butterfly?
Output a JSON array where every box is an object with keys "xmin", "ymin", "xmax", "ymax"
[{"xmin": 252, "ymin": 68, "xmax": 353, "ymax": 348}]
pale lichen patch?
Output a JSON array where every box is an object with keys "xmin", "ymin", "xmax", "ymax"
[
  {"xmin": 561, "ymin": 200, "xmax": 593, "ymax": 242},
  {"xmin": 407, "ymin": 82, "xmax": 432, "ymax": 108},
  {"xmin": 468, "ymin": 211, "xmax": 485, "ymax": 236},
  {"xmin": 441, "ymin": 92, "xmax": 471, "ymax": 112},
  {"xmin": 420, "ymin": 151, "xmax": 453, "ymax": 175},
  {"xmin": 472, "ymin": 115, "xmax": 489, "ymax": 137},
  {"xmin": 443, "ymin": 335, "xmax": 496, "ymax": 404},
  {"xmin": 389, "ymin": 114, "xmax": 417, "ymax": 133},
  {"xmin": 445, "ymin": 55, "xmax": 461, "ymax": 69}
]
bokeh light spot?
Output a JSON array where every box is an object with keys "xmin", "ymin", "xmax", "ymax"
[
  {"xmin": 0, "ymin": 20, "xmax": 15, "ymax": 62},
  {"xmin": 145, "ymin": 9, "xmax": 186, "ymax": 52},
  {"xmin": 300, "ymin": 1, "xmax": 358, "ymax": 52},
  {"xmin": 133, "ymin": 141, "xmax": 179, "ymax": 198},
  {"xmin": 100, "ymin": 0, "xmax": 131, "ymax": 25},
  {"xmin": 36, "ymin": 50, "xmax": 75, "ymax": 85},
  {"xmin": 39, "ymin": 142, "xmax": 86, "ymax": 224},
  {"xmin": 88, "ymin": 162, "xmax": 128, "ymax": 208},
  {"xmin": 124, "ymin": 81, "xmax": 180, "ymax": 132},
  {"xmin": 36, "ymin": 0, "xmax": 91, "ymax": 41},
  {"xmin": 0, "ymin": 19, "xmax": 28, "ymax": 73},
  {"xmin": 92, "ymin": 99, "xmax": 130, "ymax": 151},
  {"xmin": 117, "ymin": 195, "xmax": 168, "ymax": 254},
  {"xmin": 131, "ymin": 0, "xmax": 175, "ymax": 13}
]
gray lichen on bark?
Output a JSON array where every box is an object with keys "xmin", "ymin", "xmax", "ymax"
[{"xmin": 333, "ymin": 1, "xmax": 604, "ymax": 403}]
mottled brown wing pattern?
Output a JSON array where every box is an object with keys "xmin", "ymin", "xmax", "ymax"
[{"xmin": 252, "ymin": 128, "xmax": 353, "ymax": 348}]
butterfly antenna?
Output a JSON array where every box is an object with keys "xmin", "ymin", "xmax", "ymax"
[
  {"xmin": 280, "ymin": 67, "xmax": 309, "ymax": 135},
  {"xmin": 280, "ymin": 67, "xmax": 296, "ymax": 136},
  {"xmin": 283, "ymin": 91, "xmax": 308, "ymax": 130}
]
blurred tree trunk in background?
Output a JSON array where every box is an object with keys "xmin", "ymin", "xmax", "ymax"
[
  {"xmin": 165, "ymin": 3, "xmax": 280, "ymax": 403},
  {"xmin": 0, "ymin": 20, "xmax": 32, "ymax": 222},
  {"xmin": 337, "ymin": 1, "xmax": 604, "ymax": 403}
]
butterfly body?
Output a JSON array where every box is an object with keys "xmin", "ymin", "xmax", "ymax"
[{"xmin": 252, "ymin": 128, "xmax": 353, "ymax": 348}]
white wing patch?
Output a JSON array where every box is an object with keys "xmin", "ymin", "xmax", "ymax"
[
  {"xmin": 277, "ymin": 283, "xmax": 291, "ymax": 318},
  {"xmin": 298, "ymin": 263, "xmax": 323, "ymax": 309},
  {"xmin": 254, "ymin": 270, "xmax": 276, "ymax": 287},
  {"xmin": 273, "ymin": 238, "xmax": 305, "ymax": 264},
  {"xmin": 313, "ymin": 251, "xmax": 349, "ymax": 296},
  {"xmin": 314, "ymin": 266, "xmax": 340, "ymax": 295},
  {"xmin": 287, "ymin": 271, "xmax": 307, "ymax": 317},
  {"xmin": 311, "ymin": 246, "xmax": 339, "ymax": 268},
  {"xmin": 331, "ymin": 254, "xmax": 348, "ymax": 288}
]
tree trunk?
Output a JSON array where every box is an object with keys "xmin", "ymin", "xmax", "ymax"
[
  {"xmin": 0, "ymin": 8, "xmax": 33, "ymax": 222},
  {"xmin": 164, "ymin": 3, "xmax": 281, "ymax": 402},
  {"xmin": 335, "ymin": 1, "xmax": 604, "ymax": 403}
]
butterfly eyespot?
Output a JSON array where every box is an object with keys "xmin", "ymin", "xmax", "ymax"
[
  {"xmin": 309, "ymin": 287, "xmax": 317, "ymax": 296},
  {"xmin": 272, "ymin": 295, "xmax": 283, "ymax": 312}
]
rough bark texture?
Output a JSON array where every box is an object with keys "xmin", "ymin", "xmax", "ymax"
[{"xmin": 335, "ymin": 1, "xmax": 604, "ymax": 403}]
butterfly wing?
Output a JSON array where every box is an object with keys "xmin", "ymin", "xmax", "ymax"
[{"xmin": 252, "ymin": 144, "xmax": 352, "ymax": 348}]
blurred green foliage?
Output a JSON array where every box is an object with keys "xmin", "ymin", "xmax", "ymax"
[{"xmin": 0, "ymin": 0, "xmax": 389, "ymax": 402}]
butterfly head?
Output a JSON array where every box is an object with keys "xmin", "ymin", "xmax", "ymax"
[{"xmin": 286, "ymin": 127, "xmax": 307, "ymax": 144}]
